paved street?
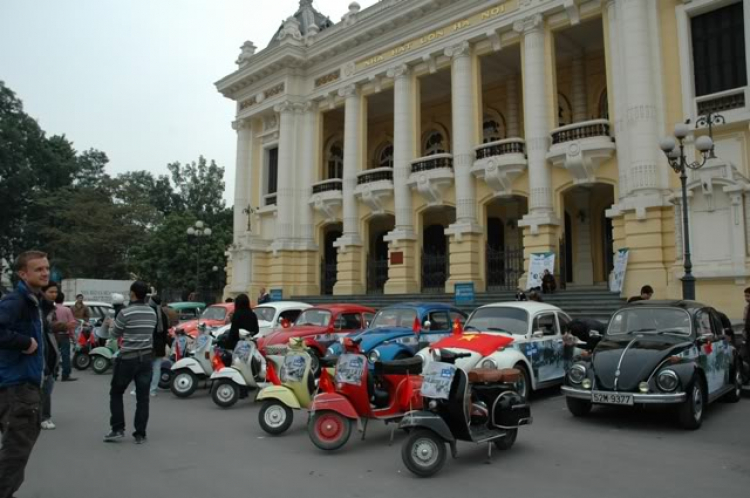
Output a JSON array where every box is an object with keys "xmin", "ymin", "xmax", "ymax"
[{"xmin": 18, "ymin": 371, "xmax": 750, "ymax": 498}]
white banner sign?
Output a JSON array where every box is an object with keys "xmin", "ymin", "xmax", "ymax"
[
  {"xmin": 527, "ymin": 252, "xmax": 556, "ymax": 289},
  {"xmin": 610, "ymin": 248, "xmax": 630, "ymax": 293}
]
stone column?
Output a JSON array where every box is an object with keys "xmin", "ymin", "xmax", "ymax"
[
  {"xmin": 232, "ymin": 119, "xmax": 253, "ymax": 242},
  {"xmin": 515, "ymin": 14, "xmax": 558, "ymax": 289},
  {"xmin": 571, "ymin": 56, "xmax": 587, "ymax": 123},
  {"xmin": 334, "ymin": 85, "xmax": 365, "ymax": 295},
  {"xmin": 273, "ymin": 101, "xmax": 297, "ymax": 246},
  {"xmin": 506, "ymin": 75, "xmax": 520, "ymax": 137},
  {"xmin": 384, "ymin": 64, "xmax": 419, "ymax": 294},
  {"xmin": 295, "ymin": 102, "xmax": 320, "ymax": 295},
  {"xmin": 444, "ymin": 41, "xmax": 485, "ymax": 292},
  {"xmin": 606, "ymin": 0, "xmax": 630, "ymax": 199}
]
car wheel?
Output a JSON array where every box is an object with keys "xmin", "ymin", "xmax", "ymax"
[
  {"xmin": 170, "ymin": 370, "xmax": 198, "ymax": 398},
  {"xmin": 308, "ymin": 410, "xmax": 352, "ymax": 451},
  {"xmin": 259, "ymin": 400, "xmax": 294, "ymax": 435},
  {"xmin": 515, "ymin": 364, "xmax": 531, "ymax": 400},
  {"xmin": 158, "ymin": 369, "xmax": 172, "ymax": 390},
  {"xmin": 493, "ymin": 429, "xmax": 518, "ymax": 451},
  {"xmin": 724, "ymin": 362, "xmax": 743, "ymax": 403},
  {"xmin": 566, "ymin": 396, "xmax": 592, "ymax": 417},
  {"xmin": 73, "ymin": 352, "xmax": 91, "ymax": 371},
  {"xmin": 211, "ymin": 380, "xmax": 239, "ymax": 409},
  {"xmin": 91, "ymin": 356, "xmax": 110, "ymax": 374},
  {"xmin": 678, "ymin": 378, "xmax": 705, "ymax": 430},
  {"xmin": 401, "ymin": 429, "xmax": 447, "ymax": 478}
]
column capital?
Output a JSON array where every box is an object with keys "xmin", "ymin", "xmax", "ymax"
[
  {"xmin": 444, "ymin": 41, "xmax": 471, "ymax": 60},
  {"xmin": 513, "ymin": 13, "xmax": 544, "ymax": 35},
  {"xmin": 386, "ymin": 63, "xmax": 410, "ymax": 79},
  {"xmin": 273, "ymin": 100, "xmax": 297, "ymax": 114},
  {"xmin": 232, "ymin": 119, "xmax": 251, "ymax": 131},
  {"xmin": 338, "ymin": 84, "xmax": 359, "ymax": 99}
]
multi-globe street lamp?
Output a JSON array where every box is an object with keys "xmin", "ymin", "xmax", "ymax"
[
  {"xmin": 659, "ymin": 123, "xmax": 714, "ymax": 301},
  {"xmin": 186, "ymin": 221, "xmax": 212, "ymax": 300}
]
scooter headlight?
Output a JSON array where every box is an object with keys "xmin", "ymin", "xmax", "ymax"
[{"xmin": 368, "ymin": 349, "xmax": 381, "ymax": 363}]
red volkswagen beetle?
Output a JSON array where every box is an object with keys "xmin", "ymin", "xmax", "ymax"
[
  {"xmin": 258, "ymin": 304, "xmax": 375, "ymax": 368},
  {"xmin": 169, "ymin": 303, "xmax": 235, "ymax": 338}
]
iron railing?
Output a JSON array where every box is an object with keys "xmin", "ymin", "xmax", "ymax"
[
  {"xmin": 696, "ymin": 88, "xmax": 746, "ymax": 115},
  {"xmin": 357, "ymin": 167, "xmax": 393, "ymax": 185},
  {"xmin": 264, "ymin": 194, "xmax": 277, "ymax": 206},
  {"xmin": 411, "ymin": 154, "xmax": 453, "ymax": 174},
  {"xmin": 421, "ymin": 251, "xmax": 448, "ymax": 294},
  {"xmin": 366, "ymin": 258, "xmax": 389, "ymax": 294},
  {"xmin": 551, "ymin": 120, "xmax": 612, "ymax": 145},
  {"xmin": 476, "ymin": 139, "xmax": 526, "ymax": 160},
  {"xmin": 312, "ymin": 180, "xmax": 343, "ymax": 194}
]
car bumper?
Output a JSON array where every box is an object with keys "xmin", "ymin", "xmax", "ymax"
[{"xmin": 561, "ymin": 386, "xmax": 687, "ymax": 404}]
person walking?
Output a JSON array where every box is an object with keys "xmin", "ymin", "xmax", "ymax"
[
  {"xmin": 257, "ymin": 287, "xmax": 271, "ymax": 304},
  {"xmin": 51, "ymin": 291, "xmax": 77, "ymax": 382},
  {"xmin": 0, "ymin": 250, "xmax": 51, "ymax": 498},
  {"xmin": 71, "ymin": 294, "xmax": 90, "ymax": 322},
  {"xmin": 104, "ymin": 281, "xmax": 157, "ymax": 444},
  {"xmin": 224, "ymin": 294, "xmax": 259, "ymax": 351},
  {"xmin": 627, "ymin": 285, "xmax": 654, "ymax": 303},
  {"xmin": 40, "ymin": 283, "xmax": 61, "ymax": 430},
  {"xmin": 148, "ymin": 295, "xmax": 170, "ymax": 397}
]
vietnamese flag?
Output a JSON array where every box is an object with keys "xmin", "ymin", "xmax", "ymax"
[
  {"xmin": 452, "ymin": 317, "xmax": 463, "ymax": 336},
  {"xmin": 432, "ymin": 333, "xmax": 514, "ymax": 357},
  {"xmin": 412, "ymin": 317, "xmax": 421, "ymax": 336}
]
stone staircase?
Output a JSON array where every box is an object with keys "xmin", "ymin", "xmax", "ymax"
[{"xmin": 291, "ymin": 285, "xmax": 625, "ymax": 323}]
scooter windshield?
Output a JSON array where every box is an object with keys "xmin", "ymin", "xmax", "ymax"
[
  {"xmin": 281, "ymin": 354, "xmax": 307, "ymax": 383},
  {"xmin": 421, "ymin": 362, "xmax": 456, "ymax": 400},
  {"xmin": 335, "ymin": 354, "xmax": 366, "ymax": 386}
]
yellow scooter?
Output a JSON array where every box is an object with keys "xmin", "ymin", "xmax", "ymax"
[{"xmin": 256, "ymin": 338, "xmax": 317, "ymax": 435}]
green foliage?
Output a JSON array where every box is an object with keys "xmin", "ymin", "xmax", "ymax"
[{"xmin": 0, "ymin": 81, "xmax": 230, "ymax": 299}]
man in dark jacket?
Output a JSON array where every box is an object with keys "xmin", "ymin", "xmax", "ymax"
[
  {"xmin": 0, "ymin": 251, "xmax": 50, "ymax": 498},
  {"xmin": 148, "ymin": 295, "xmax": 170, "ymax": 396}
]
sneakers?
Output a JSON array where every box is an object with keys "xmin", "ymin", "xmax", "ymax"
[
  {"xmin": 134, "ymin": 435, "xmax": 147, "ymax": 445},
  {"xmin": 103, "ymin": 430, "xmax": 125, "ymax": 442},
  {"xmin": 150, "ymin": 391, "xmax": 157, "ymax": 397},
  {"xmin": 41, "ymin": 420, "xmax": 56, "ymax": 430},
  {"xmin": 61, "ymin": 377, "xmax": 78, "ymax": 382}
]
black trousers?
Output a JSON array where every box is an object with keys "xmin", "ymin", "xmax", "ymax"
[
  {"xmin": 109, "ymin": 355, "xmax": 153, "ymax": 437},
  {"xmin": 0, "ymin": 383, "xmax": 42, "ymax": 498}
]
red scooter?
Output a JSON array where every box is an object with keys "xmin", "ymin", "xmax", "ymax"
[{"xmin": 307, "ymin": 337, "xmax": 423, "ymax": 451}]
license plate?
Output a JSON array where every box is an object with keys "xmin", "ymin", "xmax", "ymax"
[{"xmin": 591, "ymin": 391, "xmax": 634, "ymax": 406}]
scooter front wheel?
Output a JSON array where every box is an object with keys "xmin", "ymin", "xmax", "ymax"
[
  {"xmin": 92, "ymin": 356, "xmax": 111, "ymax": 374},
  {"xmin": 308, "ymin": 410, "xmax": 352, "ymax": 451},
  {"xmin": 402, "ymin": 429, "xmax": 447, "ymax": 478},
  {"xmin": 211, "ymin": 380, "xmax": 239, "ymax": 409},
  {"xmin": 73, "ymin": 352, "xmax": 90, "ymax": 371},
  {"xmin": 259, "ymin": 400, "xmax": 294, "ymax": 435},
  {"xmin": 171, "ymin": 370, "xmax": 198, "ymax": 398},
  {"xmin": 158, "ymin": 369, "xmax": 172, "ymax": 390}
]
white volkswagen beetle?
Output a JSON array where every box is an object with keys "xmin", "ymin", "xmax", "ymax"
[
  {"xmin": 416, "ymin": 302, "xmax": 575, "ymax": 399},
  {"xmin": 209, "ymin": 301, "xmax": 312, "ymax": 339}
]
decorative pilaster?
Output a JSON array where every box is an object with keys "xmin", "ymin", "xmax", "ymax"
[
  {"xmin": 272, "ymin": 101, "xmax": 298, "ymax": 249},
  {"xmin": 298, "ymin": 102, "xmax": 318, "ymax": 248},
  {"xmin": 506, "ymin": 75, "xmax": 520, "ymax": 137},
  {"xmin": 232, "ymin": 119, "xmax": 253, "ymax": 242},
  {"xmin": 571, "ymin": 56, "xmax": 587, "ymax": 123}
]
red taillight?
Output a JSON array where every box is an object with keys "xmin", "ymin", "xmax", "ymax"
[
  {"xmin": 266, "ymin": 362, "xmax": 281, "ymax": 386},
  {"xmin": 211, "ymin": 353, "xmax": 224, "ymax": 372},
  {"xmin": 319, "ymin": 368, "xmax": 334, "ymax": 393},
  {"xmin": 280, "ymin": 318, "xmax": 290, "ymax": 329}
]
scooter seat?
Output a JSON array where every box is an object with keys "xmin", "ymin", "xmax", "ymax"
[
  {"xmin": 374, "ymin": 357, "xmax": 423, "ymax": 376},
  {"xmin": 468, "ymin": 368, "xmax": 521, "ymax": 384}
]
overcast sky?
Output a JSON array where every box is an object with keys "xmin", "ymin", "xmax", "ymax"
[{"xmin": 0, "ymin": 0, "xmax": 378, "ymax": 204}]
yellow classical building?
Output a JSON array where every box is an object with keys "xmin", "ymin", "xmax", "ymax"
[{"xmin": 216, "ymin": 0, "xmax": 750, "ymax": 318}]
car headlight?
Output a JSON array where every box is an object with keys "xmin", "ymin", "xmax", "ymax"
[
  {"xmin": 568, "ymin": 364, "xmax": 587, "ymax": 384},
  {"xmin": 480, "ymin": 358, "xmax": 498, "ymax": 369},
  {"xmin": 368, "ymin": 349, "xmax": 381, "ymax": 363},
  {"xmin": 656, "ymin": 369, "xmax": 679, "ymax": 392}
]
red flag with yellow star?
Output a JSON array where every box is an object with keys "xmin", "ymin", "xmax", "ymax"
[{"xmin": 431, "ymin": 333, "xmax": 514, "ymax": 357}]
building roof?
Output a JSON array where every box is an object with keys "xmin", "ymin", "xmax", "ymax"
[{"xmin": 267, "ymin": 0, "xmax": 333, "ymax": 48}]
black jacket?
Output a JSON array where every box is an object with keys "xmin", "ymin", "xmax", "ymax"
[
  {"xmin": 226, "ymin": 308, "xmax": 259, "ymax": 351},
  {"xmin": 42, "ymin": 299, "xmax": 60, "ymax": 378},
  {"xmin": 149, "ymin": 302, "xmax": 170, "ymax": 358}
]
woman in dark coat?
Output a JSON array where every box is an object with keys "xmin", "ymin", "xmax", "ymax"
[{"xmin": 225, "ymin": 294, "xmax": 259, "ymax": 351}]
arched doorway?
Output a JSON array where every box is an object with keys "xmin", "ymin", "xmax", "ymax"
[
  {"xmin": 421, "ymin": 207, "xmax": 455, "ymax": 294},
  {"xmin": 367, "ymin": 216, "xmax": 394, "ymax": 294},
  {"xmin": 321, "ymin": 224, "xmax": 342, "ymax": 295},
  {"xmin": 485, "ymin": 197, "xmax": 527, "ymax": 291}
]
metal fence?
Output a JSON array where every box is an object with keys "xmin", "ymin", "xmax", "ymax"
[
  {"xmin": 421, "ymin": 251, "xmax": 448, "ymax": 294},
  {"xmin": 486, "ymin": 246, "xmax": 524, "ymax": 291}
]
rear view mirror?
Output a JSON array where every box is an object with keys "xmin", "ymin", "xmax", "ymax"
[{"xmin": 532, "ymin": 330, "xmax": 544, "ymax": 338}]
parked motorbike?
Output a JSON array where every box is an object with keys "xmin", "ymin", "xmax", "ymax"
[
  {"xmin": 399, "ymin": 349, "xmax": 532, "ymax": 477},
  {"xmin": 89, "ymin": 312, "xmax": 120, "ymax": 374},
  {"xmin": 256, "ymin": 338, "xmax": 317, "ymax": 435},
  {"xmin": 170, "ymin": 324, "xmax": 224, "ymax": 398},
  {"xmin": 210, "ymin": 334, "xmax": 267, "ymax": 409},
  {"xmin": 73, "ymin": 320, "xmax": 96, "ymax": 371},
  {"xmin": 158, "ymin": 333, "xmax": 191, "ymax": 390},
  {"xmin": 307, "ymin": 337, "xmax": 423, "ymax": 451}
]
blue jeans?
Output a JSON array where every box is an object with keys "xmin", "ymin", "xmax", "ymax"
[
  {"xmin": 110, "ymin": 355, "xmax": 153, "ymax": 437},
  {"xmin": 42, "ymin": 376, "xmax": 54, "ymax": 421},
  {"xmin": 149, "ymin": 358, "xmax": 163, "ymax": 394},
  {"xmin": 57, "ymin": 337, "xmax": 71, "ymax": 379}
]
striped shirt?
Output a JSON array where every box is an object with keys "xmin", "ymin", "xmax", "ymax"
[{"xmin": 113, "ymin": 301, "xmax": 157, "ymax": 354}]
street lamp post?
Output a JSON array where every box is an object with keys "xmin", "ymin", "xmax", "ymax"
[
  {"xmin": 659, "ymin": 123, "xmax": 714, "ymax": 301},
  {"xmin": 186, "ymin": 221, "xmax": 212, "ymax": 301}
]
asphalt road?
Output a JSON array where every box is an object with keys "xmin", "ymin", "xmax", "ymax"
[{"xmin": 16, "ymin": 371, "xmax": 750, "ymax": 498}]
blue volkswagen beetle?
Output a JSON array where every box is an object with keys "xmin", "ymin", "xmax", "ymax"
[{"xmin": 325, "ymin": 303, "xmax": 467, "ymax": 362}]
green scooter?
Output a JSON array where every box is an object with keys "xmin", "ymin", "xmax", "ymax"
[{"xmin": 89, "ymin": 311, "xmax": 120, "ymax": 374}]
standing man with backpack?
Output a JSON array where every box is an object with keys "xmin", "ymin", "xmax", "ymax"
[{"xmin": 0, "ymin": 251, "xmax": 51, "ymax": 498}]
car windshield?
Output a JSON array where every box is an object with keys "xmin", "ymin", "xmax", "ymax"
[
  {"xmin": 464, "ymin": 307, "xmax": 528, "ymax": 335},
  {"xmin": 200, "ymin": 307, "xmax": 226, "ymax": 321},
  {"xmin": 295, "ymin": 309, "xmax": 332, "ymax": 327},
  {"xmin": 370, "ymin": 308, "xmax": 418, "ymax": 329},
  {"xmin": 607, "ymin": 308, "xmax": 692, "ymax": 336},
  {"xmin": 254, "ymin": 307, "xmax": 275, "ymax": 322}
]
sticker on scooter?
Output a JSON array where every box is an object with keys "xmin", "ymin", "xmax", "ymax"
[
  {"xmin": 421, "ymin": 362, "xmax": 456, "ymax": 400},
  {"xmin": 282, "ymin": 354, "xmax": 306, "ymax": 382},
  {"xmin": 335, "ymin": 354, "xmax": 366, "ymax": 386},
  {"xmin": 234, "ymin": 341, "xmax": 253, "ymax": 363}
]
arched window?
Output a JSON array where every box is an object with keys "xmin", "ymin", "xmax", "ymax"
[
  {"xmin": 598, "ymin": 89, "xmax": 609, "ymax": 120},
  {"xmin": 327, "ymin": 141, "xmax": 343, "ymax": 179},
  {"xmin": 424, "ymin": 130, "xmax": 447, "ymax": 156},
  {"xmin": 558, "ymin": 93, "xmax": 572, "ymax": 127},
  {"xmin": 375, "ymin": 143, "xmax": 393, "ymax": 169},
  {"xmin": 482, "ymin": 110, "xmax": 507, "ymax": 144}
]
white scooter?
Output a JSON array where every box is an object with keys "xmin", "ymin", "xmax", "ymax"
[
  {"xmin": 170, "ymin": 324, "xmax": 222, "ymax": 398},
  {"xmin": 210, "ymin": 335, "xmax": 270, "ymax": 408}
]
